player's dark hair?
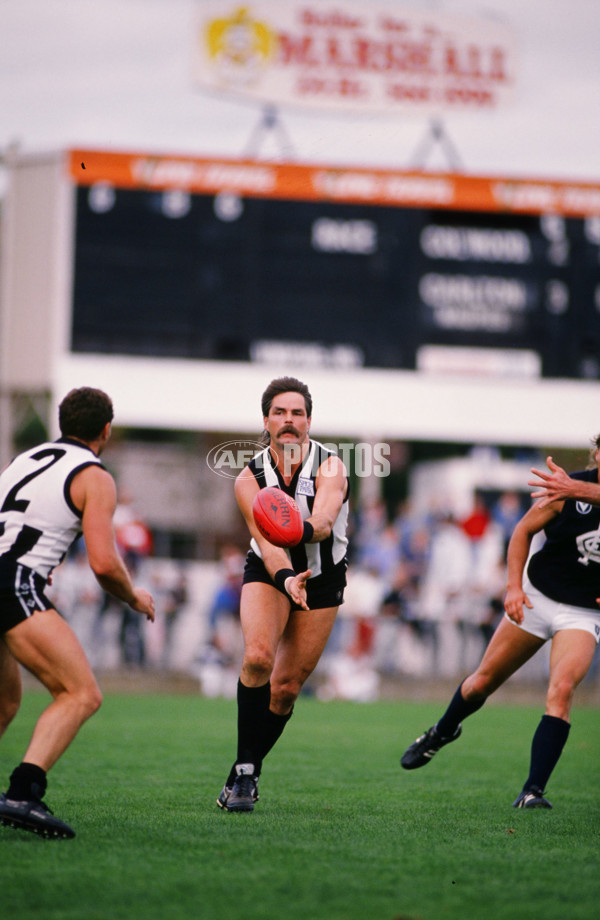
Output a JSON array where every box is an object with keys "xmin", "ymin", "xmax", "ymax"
[
  {"xmin": 260, "ymin": 377, "xmax": 312, "ymax": 447},
  {"xmin": 588, "ymin": 433, "xmax": 600, "ymax": 467},
  {"xmin": 59, "ymin": 387, "xmax": 114, "ymax": 441},
  {"xmin": 261, "ymin": 377, "xmax": 312, "ymax": 418}
]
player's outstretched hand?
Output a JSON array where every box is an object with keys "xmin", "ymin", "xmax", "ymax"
[
  {"xmin": 285, "ymin": 569, "xmax": 311, "ymax": 611},
  {"xmin": 529, "ymin": 456, "xmax": 574, "ymax": 507},
  {"xmin": 131, "ymin": 588, "xmax": 155, "ymax": 621}
]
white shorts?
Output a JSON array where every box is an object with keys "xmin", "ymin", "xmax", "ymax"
[{"xmin": 508, "ymin": 576, "xmax": 600, "ymax": 644}]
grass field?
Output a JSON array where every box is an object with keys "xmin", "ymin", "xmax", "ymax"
[{"xmin": 1, "ymin": 690, "xmax": 598, "ymax": 920}]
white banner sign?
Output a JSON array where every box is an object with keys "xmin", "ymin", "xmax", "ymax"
[{"xmin": 193, "ymin": 1, "xmax": 516, "ymax": 114}]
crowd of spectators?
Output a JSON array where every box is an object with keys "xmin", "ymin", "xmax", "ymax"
[
  {"xmin": 48, "ymin": 486, "xmax": 555, "ymax": 701},
  {"xmin": 316, "ymin": 489, "xmax": 526, "ymax": 700}
]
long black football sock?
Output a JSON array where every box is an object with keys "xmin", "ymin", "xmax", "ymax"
[
  {"xmin": 257, "ymin": 707, "xmax": 294, "ymax": 775},
  {"xmin": 6, "ymin": 762, "xmax": 47, "ymax": 801},
  {"xmin": 226, "ymin": 703, "xmax": 294, "ymax": 785},
  {"xmin": 522, "ymin": 714, "xmax": 570, "ymax": 792},
  {"xmin": 234, "ymin": 679, "xmax": 271, "ymax": 777},
  {"xmin": 435, "ymin": 682, "xmax": 486, "ymax": 737}
]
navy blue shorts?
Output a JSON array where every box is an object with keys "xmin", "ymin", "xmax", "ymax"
[
  {"xmin": 0, "ymin": 561, "xmax": 54, "ymax": 633},
  {"xmin": 243, "ymin": 551, "xmax": 346, "ymax": 611}
]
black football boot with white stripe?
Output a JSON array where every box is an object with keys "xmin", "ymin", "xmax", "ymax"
[
  {"xmin": 401, "ymin": 723, "xmax": 462, "ymax": 770},
  {"xmin": 512, "ymin": 786, "xmax": 552, "ymax": 809}
]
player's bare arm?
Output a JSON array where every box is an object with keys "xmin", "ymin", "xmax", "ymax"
[
  {"xmin": 235, "ymin": 468, "xmax": 310, "ymax": 609},
  {"xmin": 529, "ymin": 456, "xmax": 600, "ymax": 507},
  {"xmin": 304, "ymin": 455, "xmax": 347, "ymax": 541},
  {"xmin": 504, "ymin": 499, "xmax": 560, "ymax": 624},
  {"xmin": 71, "ymin": 465, "xmax": 155, "ymax": 620}
]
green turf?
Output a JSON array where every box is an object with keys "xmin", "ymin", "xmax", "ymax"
[{"xmin": 1, "ymin": 691, "xmax": 598, "ymax": 920}]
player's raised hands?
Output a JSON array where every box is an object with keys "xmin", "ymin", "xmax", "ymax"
[{"xmin": 528, "ymin": 456, "xmax": 576, "ymax": 507}]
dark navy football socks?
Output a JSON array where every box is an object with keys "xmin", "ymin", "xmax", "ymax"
[
  {"xmin": 435, "ymin": 682, "xmax": 486, "ymax": 737},
  {"xmin": 522, "ymin": 714, "xmax": 570, "ymax": 792}
]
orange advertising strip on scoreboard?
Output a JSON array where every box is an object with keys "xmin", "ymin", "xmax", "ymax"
[{"xmin": 69, "ymin": 149, "xmax": 600, "ymax": 217}]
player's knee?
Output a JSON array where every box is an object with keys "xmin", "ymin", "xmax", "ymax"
[
  {"xmin": 464, "ymin": 672, "xmax": 494, "ymax": 699},
  {"xmin": 270, "ymin": 680, "xmax": 300, "ymax": 711},
  {"xmin": 78, "ymin": 682, "xmax": 103, "ymax": 720},
  {"xmin": 272, "ymin": 671, "xmax": 307, "ymax": 707},
  {"xmin": 0, "ymin": 694, "xmax": 21, "ymax": 732},
  {"xmin": 546, "ymin": 676, "xmax": 575, "ymax": 714},
  {"xmin": 242, "ymin": 646, "xmax": 275, "ymax": 682}
]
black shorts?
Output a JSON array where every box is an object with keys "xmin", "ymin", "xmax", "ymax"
[
  {"xmin": 243, "ymin": 551, "xmax": 346, "ymax": 611},
  {"xmin": 0, "ymin": 561, "xmax": 54, "ymax": 633}
]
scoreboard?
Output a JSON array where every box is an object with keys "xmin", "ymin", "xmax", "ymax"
[{"xmin": 69, "ymin": 151, "xmax": 600, "ymax": 380}]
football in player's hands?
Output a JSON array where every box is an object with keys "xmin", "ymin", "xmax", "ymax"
[{"xmin": 252, "ymin": 487, "xmax": 303, "ymax": 547}]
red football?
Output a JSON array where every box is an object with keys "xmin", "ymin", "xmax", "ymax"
[{"xmin": 252, "ymin": 487, "xmax": 304, "ymax": 548}]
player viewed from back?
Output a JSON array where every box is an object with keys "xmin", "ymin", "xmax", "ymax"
[
  {"xmin": 400, "ymin": 439, "xmax": 600, "ymax": 809},
  {"xmin": 217, "ymin": 376, "xmax": 349, "ymax": 812},
  {"xmin": 0, "ymin": 387, "xmax": 155, "ymax": 839}
]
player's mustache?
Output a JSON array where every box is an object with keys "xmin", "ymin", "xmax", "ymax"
[{"xmin": 278, "ymin": 425, "xmax": 300, "ymax": 436}]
